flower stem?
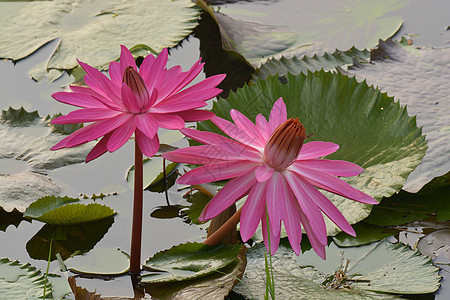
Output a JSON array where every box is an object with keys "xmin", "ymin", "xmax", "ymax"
[
  {"xmin": 203, "ymin": 206, "xmax": 242, "ymax": 246},
  {"xmin": 130, "ymin": 142, "xmax": 143, "ymax": 274}
]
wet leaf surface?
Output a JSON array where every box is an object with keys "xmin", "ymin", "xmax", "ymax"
[
  {"xmin": 348, "ymin": 38, "xmax": 450, "ymax": 192},
  {"xmin": 64, "ymin": 248, "xmax": 129, "ymax": 276},
  {"xmin": 142, "ymin": 242, "xmax": 243, "ymax": 283},
  {"xmin": 0, "ymin": 0, "xmax": 200, "ymax": 77},
  {"xmin": 199, "ymin": 70, "xmax": 427, "ymax": 235},
  {"xmin": 333, "ymin": 222, "xmax": 398, "ymax": 247}
]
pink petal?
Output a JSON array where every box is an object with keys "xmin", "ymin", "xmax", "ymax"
[
  {"xmin": 154, "ymin": 65, "xmax": 184, "ymax": 102},
  {"xmin": 283, "ymin": 171, "xmax": 328, "ymax": 246},
  {"xmin": 230, "ymin": 109, "xmax": 265, "ymax": 146},
  {"xmin": 262, "ymin": 211, "xmax": 281, "ymax": 255},
  {"xmin": 143, "ymin": 48, "xmax": 168, "ymax": 96},
  {"xmin": 151, "ymin": 100, "xmax": 208, "ymax": 114},
  {"xmin": 106, "ymin": 118, "xmax": 136, "ymax": 152},
  {"xmin": 199, "ymin": 169, "xmax": 257, "ymax": 221},
  {"xmin": 52, "ymin": 92, "xmax": 108, "ymax": 109},
  {"xmin": 85, "ymin": 132, "xmax": 112, "ymax": 162},
  {"xmin": 136, "ymin": 129, "xmax": 160, "ymax": 157},
  {"xmin": 153, "ymin": 114, "xmax": 184, "ymax": 130},
  {"xmin": 255, "ymin": 164, "xmax": 275, "ymax": 182},
  {"xmin": 163, "ymin": 145, "xmax": 244, "ymax": 164},
  {"xmin": 51, "ymin": 108, "xmax": 122, "ymax": 124},
  {"xmin": 121, "ymin": 83, "xmax": 141, "ymax": 113},
  {"xmin": 88, "ymin": 114, "xmax": 132, "ymax": 140},
  {"xmin": 255, "ymin": 114, "xmax": 269, "ymax": 140},
  {"xmin": 240, "ymin": 181, "xmax": 267, "ymax": 241},
  {"xmin": 50, "ymin": 123, "xmax": 96, "ymax": 150},
  {"xmin": 294, "ymin": 159, "xmax": 363, "ymax": 177},
  {"xmin": 138, "ymin": 53, "xmax": 155, "ymax": 82},
  {"xmin": 297, "ymin": 208, "xmax": 327, "ymax": 259},
  {"xmin": 289, "ymin": 164, "xmax": 378, "ymax": 204},
  {"xmin": 268, "ymin": 97, "xmax": 287, "ymax": 134},
  {"xmin": 283, "ymin": 190, "xmax": 303, "ymax": 255},
  {"xmin": 266, "ymin": 172, "xmax": 288, "ymax": 237},
  {"xmin": 119, "ymin": 45, "xmax": 137, "ymax": 73},
  {"xmin": 165, "ymin": 59, "xmax": 204, "ymax": 98},
  {"xmin": 153, "ymin": 88, "xmax": 221, "ymax": 112},
  {"xmin": 135, "ymin": 113, "xmax": 158, "ymax": 138},
  {"xmin": 180, "ymin": 128, "xmax": 262, "ymax": 161},
  {"xmin": 297, "ymin": 142, "xmax": 339, "ymax": 160},
  {"xmin": 108, "ymin": 61, "xmax": 122, "ymax": 85},
  {"xmin": 78, "ymin": 60, "xmax": 121, "ymax": 104},
  {"xmin": 69, "ymin": 86, "xmax": 122, "ymax": 110},
  {"xmin": 211, "ymin": 116, "xmax": 261, "ymax": 149},
  {"xmin": 174, "ymin": 109, "xmax": 215, "ymax": 122},
  {"xmin": 177, "ymin": 161, "xmax": 259, "ymax": 185}
]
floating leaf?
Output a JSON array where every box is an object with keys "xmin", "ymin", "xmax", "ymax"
[
  {"xmin": 145, "ymin": 244, "xmax": 247, "ymax": 299},
  {"xmin": 23, "ymin": 196, "xmax": 79, "ymax": 219},
  {"xmin": 199, "ymin": 70, "xmax": 427, "ymax": 235},
  {"xmin": 64, "ymin": 248, "xmax": 129, "ymax": 275},
  {"xmin": 142, "ymin": 242, "xmax": 242, "ymax": 283},
  {"xmin": 333, "ymin": 222, "xmax": 398, "ymax": 247},
  {"xmin": 295, "ymin": 240, "xmax": 441, "ymax": 294},
  {"xmin": 233, "ymin": 243, "xmax": 400, "ymax": 299},
  {"xmin": 209, "ymin": 0, "xmax": 406, "ymax": 66},
  {"xmin": 126, "ymin": 157, "xmax": 178, "ymax": 192},
  {"xmin": 0, "ymin": 258, "xmax": 70, "ymax": 299},
  {"xmin": 348, "ymin": 38, "xmax": 450, "ymax": 192},
  {"xmin": 26, "ymin": 216, "xmax": 114, "ymax": 261},
  {"xmin": 150, "ymin": 205, "xmax": 185, "ymax": 220},
  {"xmin": 0, "ymin": 0, "xmax": 200, "ymax": 77},
  {"xmin": 184, "ymin": 191, "xmax": 212, "ymax": 225}
]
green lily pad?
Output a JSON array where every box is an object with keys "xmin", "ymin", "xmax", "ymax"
[
  {"xmin": 146, "ymin": 244, "xmax": 247, "ymax": 299},
  {"xmin": 185, "ymin": 191, "xmax": 212, "ymax": 225},
  {"xmin": 233, "ymin": 243, "xmax": 400, "ymax": 299},
  {"xmin": 348, "ymin": 38, "xmax": 450, "ymax": 193},
  {"xmin": 0, "ymin": 107, "xmax": 93, "ymax": 212},
  {"xmin": 126, "ymin": 157, "xmax": 179, "ymax": 192},
  {"xmin": 333, "ymin": 222, "xmax": 398, "ymax": 247},
  {"xmin": 64, "ymin": 247, "xmax": 129, "ymax": 275},
  {"xmin": 0, "ymin": 0, "xmax": 200, "ymax": 77},
  {"xmin": 142, "ymin": 242, "xmax": 242, "ymax": 283},
  {"xmin": 26, "ymin": 216, "xmax": 114, "ymax": 261},
  {"xmin": 0, "ymin": 258, "xmax": 70, "ymax": 299},
  {"xmin": 198, "ymin": 70, "xmax": 427, "ymax": 235},
  {"xmin": 209, "ymin": 0, "xmax": 406, "ymax": 66},
  {"xmin": 364, "ymin": 186, "xmax": 450, "ymax": 226},
  {"xmin": 295, "ymin": 240, "xmax": 441, "ymax": 294},
  {"xmin": 24, "ymin": 196, "xmax": 116, "ymax": 225}
]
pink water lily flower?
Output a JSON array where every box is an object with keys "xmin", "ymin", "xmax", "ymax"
[
  {"xmin": 163, "ymin": 98, "xmax": 377, "ymax": 258},
  {"xmin": 51, "ymin": 45, "xmax": 225, "ymax": 162}
]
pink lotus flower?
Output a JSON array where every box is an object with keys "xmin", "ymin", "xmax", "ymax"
[
  {"xmin": 51, "ymin": 45, "xmax": 225, "ymax": 162},
  {"xmin": 163, "ymin": 98, "xmax": 378, "ymax": 258}
]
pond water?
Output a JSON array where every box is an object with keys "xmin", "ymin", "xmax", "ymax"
[{"xmin": 0, "ymin": 0, "xmax": 449, "ymax": 299}]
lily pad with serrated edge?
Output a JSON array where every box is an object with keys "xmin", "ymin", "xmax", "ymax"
[
  {"xmin": 198, "ymin": 70, "xmax": 427, "ymax": 235},
  {"xmin": 142, "ymin": 242, "xmax": 242, "ymax": 283},
  {"xmin": 0, "ymin": 0, "xmax": 200, "ymax": 78},
  {"xmin": 348, "ymin": 38, "xmax": 450, "ymax": 193}
]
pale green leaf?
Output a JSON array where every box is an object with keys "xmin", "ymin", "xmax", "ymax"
[{"xmin": 64, "ymin": 248, "xmax": 129, "ymax": 275}]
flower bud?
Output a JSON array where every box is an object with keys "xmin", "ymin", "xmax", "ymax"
[
  {"xmin": 263, "ymin": 118, "xmax": 306, "ymax": 170},
  {"xmin": 123, "ymin": 66, "xmax": 150, "ymax": 109}
]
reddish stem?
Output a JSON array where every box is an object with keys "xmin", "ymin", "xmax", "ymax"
[
  {"xmin": 130, "ymin": 142, "xmax": 143, "ymax": 274},
  {"xmin": 203, "ymin": 207, "xmax": 242, "ymax": 246}
]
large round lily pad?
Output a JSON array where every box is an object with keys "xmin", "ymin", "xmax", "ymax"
[{"xmin": 198, "ymin": 70, "xmax": 427, "ymax": 235}]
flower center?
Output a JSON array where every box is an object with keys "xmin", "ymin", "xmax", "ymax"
[
  {"xmin": 263, "ymin": 118, "xmax": 306, "ymax": 170},
  {"xmin": 123, "ymin": 66, "xmax": 150, "ymax": 111}
]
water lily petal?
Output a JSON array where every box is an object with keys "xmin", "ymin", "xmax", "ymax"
[
  {"xmin": 69, "ymin": 86, "xmax": 122, "ymax": 110},
  {"xmin": 240, "ymin": 181, "xmax": 267, "ymax": 242},
  {"xmin": 266, "ymin": 172, "xmax": 288, "ymax": 236},
  {"xmin": 199, "ymin": 168, "xmax": 258, "ymax": 221},
  {"xmin": 136, "ymin": 129, "xmax": 160, "ymax": 157},
  {"xmin": 155, "ymin": 65, "xmax": 183, "ymax": 102},
  {"xmin": 85, "ymin": 132, "xmax": 112, "ymax": 163},
  {"xmin": 174, "ymin": 109, "xmax": 215, "ymax": 122},
  {"xmin": 153, "ymin": 114, "xmax": 184, "ymax": 130},
  {"xmin": 163, "ymin": 145, "xmax": 244, "ymax": 164},
  {"xmin": 119, "ymin": 45, "xmax": 137, "ymax": 73},
  {"xmin": 143, "ymin": 48, "xmax": 168, "ymax": 96},
  {"xmin": 211, "ymin": 116, "xmax": 261, "ymax": 150},
  {"xmin": 295, "ymin": 159, "xmax": 364, "ymax": 177},
  {"xmin": 165, "ymin": 59, "xmax": 204, "ymax": 98},
  {"xmin": 297, "ymin": 141, "xmax": 339, "ymax": 160},
  {"xmin": 106, "ymin": 117, "xmax": 136, "ymax": 152},
  {"xmin": 138, "ymin": 53, "xmax": 155, "ymax": 82},
  {"xmin": 50, "ymin": 123, "xmax": 96, "ymax": 150},
  {"xmin": 88, "ymin": 114, "xmax": 132, "ymax": 140},
  {"xmin": 108, "ymin": 61, "xmax": 122, "ymax": 85},
  {"xmin": 52, "ymin": 92, "xmax": 108, "ymax": 109},
  {"xmin": 51, "ymin": 108, "xmax": 122, "ymax": 124},
  {"xmin": 255, "ymin": 164, "xmax": 275, "ymax": 182},
  {"xmin": 268, "ymin": 97, "xmax": 287, "ymax": 134},
  {"xmin": 121, "ymin": 83, "xmax": 141, "ymax": 113},
  {"xmin": 262, "ymin": 211, "xmax": 281, "ymax": 255},
  {"xmin": 230, "ymin": 109, "xmax": 265, "ymax": 146},
  {"xmin": 289, "ymin": 164, "xmax": 378, "ymax": 204},
  {"xmin": 177, "ymin": 160, "xmax": 259, "ymax": 185},
  {"xmin": 255, "ymin": 114, "xmax": 269, "ymax": 140},
  {"xmin": 283, "ymin": 191, "xmax": 303, "ymax": 255},
  {"xmin": 135, "ymin": 113, "xmax": 158, "ymax": 138},
  {"xmin": 297, "ymin": 208, "xmax": 326, "ymax": 259}
]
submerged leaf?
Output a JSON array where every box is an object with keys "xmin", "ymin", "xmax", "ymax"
[
  {"xmin": 199, "ymin": 70, "xmax": 427, "ymax": 235},
  {"xmin": 64, "ymin": 248, "xmax": 129, "ymax": 275},
  {"xmin": 348, "ymin": 38, "xmax": 450, "ymax": 192},
  {"xmin": 333, "ymin": 222, "xmax": 398, "ymax": 247},
  {"xmin": 126, "ymin": 157, "xmax": 178, "ymax": 192},
  {"xmin": 0, "ymin": 0, "xmax": 200, "ymax": 78},
  {"xmin": 142, "ymin": 242, "xmax": 243, "ymax": 283}
]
